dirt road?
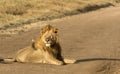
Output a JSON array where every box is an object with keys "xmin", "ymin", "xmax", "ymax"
[{"xmin": 0, "ymin": 6, "xmax": 120, "ymax": 74}]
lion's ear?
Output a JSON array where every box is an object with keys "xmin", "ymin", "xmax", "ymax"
[
  {"xmin": 54, "ymin": 30, "xmax": 58, "ymax": 33},
  {"xmin": 54, "ymin": 28, "xmax": 58, "ymax": 33}
]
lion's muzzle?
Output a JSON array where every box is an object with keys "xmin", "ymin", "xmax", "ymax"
[{"xmin": 44, "ymin": 36, "xmax": 56, "ymax": 47}]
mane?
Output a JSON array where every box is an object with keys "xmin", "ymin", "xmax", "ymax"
[
  {"xmin": 33, "ymin": 25, "xmax": 59, "ymax": 50},
  {"xmin": 40, "ymin": 25, "xmax": 53, "ymax": 35}
]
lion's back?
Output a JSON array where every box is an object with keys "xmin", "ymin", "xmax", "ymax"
[
  {"xmin": 15, "ymin": 46, "xmax": 46, "ymax": 63},
  {"xmin": 14, "ymin": 46, "xmax": 34, "ymax": 62}
]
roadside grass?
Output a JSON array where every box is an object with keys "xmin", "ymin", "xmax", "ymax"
[{"xmin": 0, "ymin": 0, "xmax": 120, "ymax": 29}]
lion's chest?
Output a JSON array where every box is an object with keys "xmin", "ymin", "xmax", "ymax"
[{"xmin": 50, "ymin": 48, "xmax": 59, "ymax": 57}]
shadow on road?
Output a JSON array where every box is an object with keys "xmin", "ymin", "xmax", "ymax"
[{"xmin": 75, "ymin": 58, "xmax": 120, "ymax": 63}]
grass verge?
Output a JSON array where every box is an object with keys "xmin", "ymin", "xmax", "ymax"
[{"xmin": 0, "ymin": 0, "xmax": 120, "ymax": 30}]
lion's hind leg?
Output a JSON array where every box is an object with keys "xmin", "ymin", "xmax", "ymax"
[{"xmin": 64, "ymin": 58, "xmax": 76, "ymax": 64}]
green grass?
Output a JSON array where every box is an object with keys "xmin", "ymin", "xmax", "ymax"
[{"xmin": 0, "ymin": 0, "xmax": 120, "ymax": 29}]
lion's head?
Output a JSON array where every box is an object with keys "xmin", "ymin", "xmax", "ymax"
[{"xmin": 34, "ymin": 25, "xmax": 59, "ymax": 48}]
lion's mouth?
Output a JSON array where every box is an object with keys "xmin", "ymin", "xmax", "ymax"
[
  {"xmin": 44, "ymin": 40, "xmax": 55, "ymax": 47},
  {"xmin": 45, "ymin": 43, "xmax": 51, "ymax": 47}
]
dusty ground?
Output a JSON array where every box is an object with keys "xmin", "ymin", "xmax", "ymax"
[{"xmin": 0, "ymin": 6, "xmax": 120, "ymax": 74}]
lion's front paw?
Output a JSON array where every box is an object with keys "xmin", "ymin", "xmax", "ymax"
[
  {"xmin": 64, "ymin": 59, "xmax": 77, "ymax": 64},
  {"xmin": 56, "ymin": 61, "xmax": 64, "ymax": 65}
]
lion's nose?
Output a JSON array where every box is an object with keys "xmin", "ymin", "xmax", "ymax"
[
  {"xmin": 50, "ymin": 36, "xmax": 53, "ymax": 38},
  {"xmin": 46, "ymin": 39, "xmax": 49, "ymax": 42}
]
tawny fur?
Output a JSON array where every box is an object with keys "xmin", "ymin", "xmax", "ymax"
[{"xmin": 1, "ymin": 25, "xmax": 76, "ymax": 65}]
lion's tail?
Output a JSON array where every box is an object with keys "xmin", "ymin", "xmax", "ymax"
[{"xmin": 0, "ymin": 58, "xmax": 16, "ymax": 63}]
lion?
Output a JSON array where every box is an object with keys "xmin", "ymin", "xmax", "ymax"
[{"xmin": 0, "ymin": 25, "xmax": 76, "ymax": 65}]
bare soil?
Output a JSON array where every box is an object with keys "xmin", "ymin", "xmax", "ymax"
[{"xmin": 0, "ymin": 6, "xmax": 120, "ymax": 74}]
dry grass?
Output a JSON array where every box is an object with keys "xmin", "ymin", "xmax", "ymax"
[{"xmin": 0, "ymin": 0, "xmax": 120, "ymax": 29}]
